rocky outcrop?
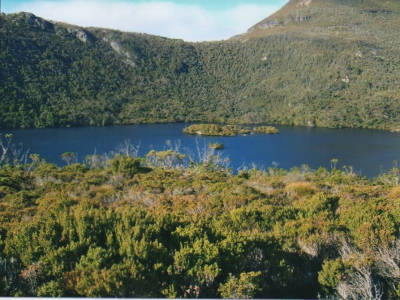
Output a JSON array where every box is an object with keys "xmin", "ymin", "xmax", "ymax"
[
  {"xmin": 296, "ymin": 0, "xmax": 312, "ymax": 8},
  {"xmin": 363, "ymin": 9, "xmax": 393, "ymax": 15},
  {"xmin": 103, "ymin": 36, "xmax": 136, "ymax": 67},
  {"xmin": 293, "ymin": 15, "xmax": 312, "ymax": 22},
  {"xmin": 12, "ymin": 12, "xmax": 54, "ymax": 31},
  {"xmin": 256, "ymin": 19, "xmax": 281, "ymax": 30},
  {"xmin": 66, "ymin": 27, "xmax": 94, "ymax": 43},
  {"xmin": 251, "ymin": 13, "xmax": 312, "ymax": 32}
]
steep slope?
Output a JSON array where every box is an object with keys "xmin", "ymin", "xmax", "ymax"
[
  {"xmin": 0, "ymin": 13, "xmax": 216, "ymax": 128},
  {"xmin": 1, "ymin": 0, "xmax": 400, "ymax": 130},
  {"xmin": 233, "ymin": 0, "xmax": 400, "ymax": 129},
  {"xmin": 244, "ymin": 0, "xmax": 400, "ymax": 41}
]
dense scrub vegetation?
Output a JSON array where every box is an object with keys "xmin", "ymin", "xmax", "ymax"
[
  {"xmin": 183, "ymin": 124, "xmax": 279, "ymax": 136},
  {"xmin": 253, "ymin": 126, "xmax": 279, "ymax": 134},
  {"xmin": 1, "ymin": 0, "xmax": 400, "ymax": 130},
  {"xmin": 183, "ymin": 124, "xmax": 250, "ymax": 136},
  {"xmin": 1, "ymin": 137, "xmax": 400, "ymax": 298}
]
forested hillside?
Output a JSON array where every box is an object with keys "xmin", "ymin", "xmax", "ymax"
[{"xmin": 1, "ymin": 0, "xmax": 400, "ymax": 130}]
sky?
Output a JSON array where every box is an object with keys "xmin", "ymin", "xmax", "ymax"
[{"xmin": 2, "ymin": 0, "xmax": 287, "ymax": 41}]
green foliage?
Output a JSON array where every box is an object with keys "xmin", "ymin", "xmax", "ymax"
[
  {"xmin": 252, "ymin": 126, "xmax": 279, "ymax": 134},
  {"xmin": 2, "ymin": 1, "xmax": 400, "ymax": 130},
  {"xmin": 318, "ymin": 259, "xmax": 345, "ymax": 296},
  {"xmin": 146, "ymin": 150, "xmax": 186, "ymax": 168},
  {"xmin": 218, "ymin": 272, "xmax": 262, "ymax": 299},
  {"xmin": 65, "ymin": 247, "xmax": 126, "ymax": 297},
  {"xmin": 209, "ymin": 143, "xmax": 224, "ymax": 150},
  {"xmin": 2, "ymin": 1, "xmax": 400, "ymax": 297},
  {"xmin": 183, "ymin": 124, "xmax": 251, "ymax": 136},
  {"xmin": 0, "ymin": 151, "xmax": 399, "ymax": 297},
  {"xmin": 61, "ymin": 152, "xmax": 76, "ymax": 166},
  {"xmin": 110, "ymin": 155, "xmax": 142, "ymax": 177},
  {"xmin": 37, "ymin": 281, "xmax": 63, "ymax": 297}
]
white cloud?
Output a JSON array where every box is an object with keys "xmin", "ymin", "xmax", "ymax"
[{"xmin": 14, "ymin": 0, "xmax": 282, "ymax": 41}]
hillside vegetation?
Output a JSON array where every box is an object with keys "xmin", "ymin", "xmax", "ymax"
[
  {"xmin": 1, "ymin": 0, "xmax": 400, "ymax": 130},
  {"xmin": 1, "ymin": 142, "xmax": 400, "ymax": 298}
]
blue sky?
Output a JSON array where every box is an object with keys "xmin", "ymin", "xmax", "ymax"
[{"xmin": 3, "ymin": 0, "xmax": 287, "ymax": 41}]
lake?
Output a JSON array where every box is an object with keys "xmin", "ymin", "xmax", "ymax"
[{"xmin": 2, "ymin": 123, "xmax": 400, "ymax": 178}]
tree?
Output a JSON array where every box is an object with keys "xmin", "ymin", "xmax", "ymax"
[
  {"xmin": 61, "ymin": 152, "xmax": 76, "ymax": 165},
  {"xmin": 0, "ymin": 134, "xmax": 13, "ymax": 165}
]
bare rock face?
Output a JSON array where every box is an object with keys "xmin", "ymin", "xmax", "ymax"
[
  {"xmin": 293, "ymin": 15, "xmax": 312, "ymax": 22},
  {"xmin": 296, "ymin": 0, "xmax": 312, "ymax": 8},
  {"xmin": 11, "ymin": 12, "xmax": 96, "ymax": 43},
  {"xmin": 66, "ymin": 27, "xmax": 94, "ymax": 43},
  {"xmin": 253, "ymin": 13, "xmax": 312, "ymax": 31},
  {"xmin": 257, "ymin": 19, "xmax": 281, "ymax": 30},
  {"xmin": 248, "ymin": 0, "xmax": 313, "ymax": 33},
  {"xmin": 103, "ymin": 36, "xmax": 136, "ymax": 67}
]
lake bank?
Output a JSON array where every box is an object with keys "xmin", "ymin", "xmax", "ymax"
[{"xmin": 2, "ymin": 123, "xmax": 400, "ymax": 178}]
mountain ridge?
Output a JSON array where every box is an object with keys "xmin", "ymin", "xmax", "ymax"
[
  {"xmin": 242, "ymin": 0, "xmax": 400, "ymax": 39},
  {"xmin": 1, "ymin": 0, "xmax": 400, "ymax": 130}
]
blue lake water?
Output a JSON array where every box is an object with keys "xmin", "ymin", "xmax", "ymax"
[{"xmin": 2, "ymin": 123, "xmax": 400, "ymax": 178}]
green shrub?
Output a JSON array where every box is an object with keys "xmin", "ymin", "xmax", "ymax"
[
  {"xmin": 218, "ymin": 272, "xmax": 262, "ymax": 299},
  {"xmin": 110, "ymin": 155, "xmax": 141, "ymax": 177}
]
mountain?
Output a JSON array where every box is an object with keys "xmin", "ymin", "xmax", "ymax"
[
  {"xmin": 1, "ymin": 0, "xmax": 400, "ymax": 130},
  {"xmin": 244, "ymin": 0, "xmax": 400, "ymax": 39}
]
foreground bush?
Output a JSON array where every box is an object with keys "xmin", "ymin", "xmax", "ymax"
[{"xmin": 0, "ymin": 152, "xmax": 399, "ymax": 298}]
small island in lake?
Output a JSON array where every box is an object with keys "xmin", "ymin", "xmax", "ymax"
[
  {"xmin": 183, "ymin": 124, "xmax": 251, "ymax": 136},
  {"xmin": 209, "ymin": 143, "xmax": 224, "ymax": 150},
  {"xmin": 183, "ymin": 124, "xmax": 280, "ymax": 136},
  {"xmin": 253, "ymin": 126, "xmax": 279, "ymax": 134}
]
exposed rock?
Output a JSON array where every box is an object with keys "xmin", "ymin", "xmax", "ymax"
[
  {"xmin": 282, "ymin": 14, "xmax": 312, "ymax": 25},
  {"xmin": 298, "ymin": 239, "xmax": 320, "ymax": 257},
  {"xmin": 296, "ymin": 0, "xmax": 312, "ymax": 8},
  {"xmin": 103, "ymin": 37, "xmax": 136, "ymax": 67},
  {"xmin": 110, "ymin": 41, "xmax": 122, "ymax": 54},
  {"xmin": 363, "ymin": 9, "xmax": 392, "ymax": 15},
  {"xmin": 254, "ymin": 14, "xmax": 311, "ymax": 31},
  {"xmin": 294, "ymin": 15, "xmax": 312, "ymax": 22},
  {"xmin": 257, "ymin": 19, "xmax": 281, "ymax": 30},
  {"xmin": 67, "ymin": 27, "xmax": 94, "ymax": 43}
]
